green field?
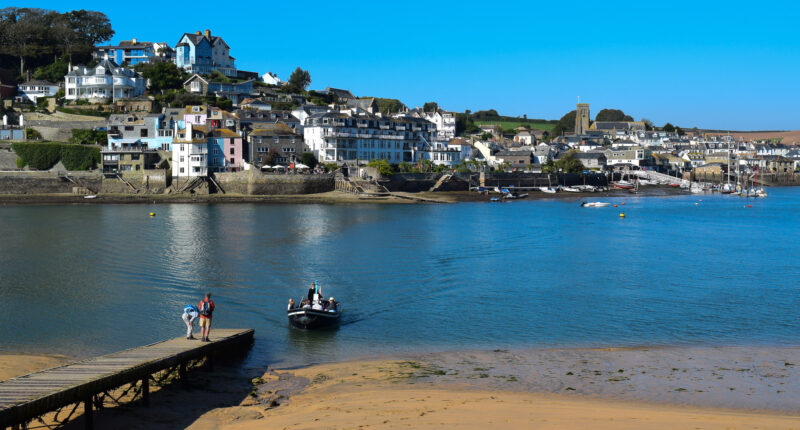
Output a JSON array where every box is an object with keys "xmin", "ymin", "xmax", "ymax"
[{"xmin": 474, "ymin": 120, "xmax": 555, "ymax": 132}]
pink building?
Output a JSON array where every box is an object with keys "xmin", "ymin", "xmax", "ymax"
[
  {"xmin": 208, "ymin": 128, "xmax": 243, "ymax": 171},
  {"xmin": 183, "ymin": 105, "xmax": 207, "ymax": 126}
]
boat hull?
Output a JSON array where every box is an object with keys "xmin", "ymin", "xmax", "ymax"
[{"xmin": 287, "ymin": 308, "xmax": 341, "ymax": 329}]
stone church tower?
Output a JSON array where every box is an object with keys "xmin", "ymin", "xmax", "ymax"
[{"xmin": 575, "ymin": 103, "xmax": 590, "ymax": 135}]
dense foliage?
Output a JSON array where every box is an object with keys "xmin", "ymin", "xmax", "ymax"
[
  {"xmin": 69, "ymin": 128, "xmax": 106, "ymax": 145},
  {"xmin": 551, "ymin": 110, "xmax": 576, "ymax": 137},
  {"xmin": 422, "ymin": 101, "xmax": 438, "ymax": 112},
  {"xmin": 135, "ymin": 61, "xmax": 185, "ymax": 93},
  {"xmin": 287, "ymin": 67, "xmax": 311, "ymax": 92},
  {"xmin": 300, "ymin": 152, "xmax": 318, "ymax": 169},
  {"xmin": 12, "ymin": 142, "xmax": 100, "ymax": 170},
  {"xmin": 0, "ymin": 8, "xmax": 113, "ymax": 78},
  {"xmin": 367, "ymin": 159, "xmax": 394, "ymax": 176},
  {"xmin": 595, "ymin": 109, "xmax": 633, "ymax": 122}
]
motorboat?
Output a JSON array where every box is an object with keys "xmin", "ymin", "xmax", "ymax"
[
  {"xmin": 580, "ymin": 201, "xmax": 610, "ymax": 207},
  {"xmin": 84, "ymin": 195, "xmax": 97, "ymax": 199},
  {"xmin": 539, "ymin": 187, "xmax": 557, "ymax": 194},
  {"xmin": 503, "ymin": 192, "xmax": 529, "ymax": 200},
  {"xmin": 562, "ymin": 186, "xmax": 581, "ymax": 192},
  {"xmin": 575, "ymin": 185, "xmax": 596, "ymax": 192},
  {"xmin": 288, "ymin": 288, "xmax": 341, "ymax": 329},
  {"xmin": 612, "ymin": 180, "xmax": 635, "ymax": 190}
]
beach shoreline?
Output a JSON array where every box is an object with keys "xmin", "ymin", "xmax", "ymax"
[
  {"xmin": 4, "ymin": 346, "xmax": 799, "ymax": 429},
  {"xmin": 0, "ymin": 187, "xmax": 692, "ymax": 205}
]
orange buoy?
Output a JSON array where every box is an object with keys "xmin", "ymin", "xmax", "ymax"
[
  {"xmin": 621, "ymin": 202, "xmax": 626, "ymax": 205},
  {"xmin": 747, "ymin": 204, "xmax": 752, "ymax": 208},
  {"xmin": 613, "ymin": 204, "xmax": 618, "ymax": 207}
]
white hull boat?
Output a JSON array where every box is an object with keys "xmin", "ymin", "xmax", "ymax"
[
  {"xmin": 580, "ymin": 202, "xmax": 610, "ymax": 207},
  {"xmin": 539, "ymin": 187, "xmax": 557, "ymax": 194}
]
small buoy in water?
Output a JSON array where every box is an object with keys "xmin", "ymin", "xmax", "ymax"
[
  {"xmin": 619, "ymin": 213, "xmax": 626, "ymax": 218},
  {"xmin": 613, "ymin": 204, "xmax": 618, "ymax": 207},
  {"xmin": 149, "ymin": 212, "xmax": 156, "ymax": 217},
  {"xmin": 621, "ymin": 202, "xmax": 626, "ymax": 205},
  {"xmin": 747, "ymin": 204, "xmax": 752, "ymax": 208},
  {"xmin": 695, "ymin": 203, "xmax": 699, "ymax": 205}
]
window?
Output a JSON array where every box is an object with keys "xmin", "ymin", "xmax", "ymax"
[
  {"xmin": 180, "ymin": 156, "xmax": 184, "ymax": 162},
  {"xmin": 213, "ymin": 148, "xmax": 219, "ymax": 155},
  {"xmin": 131, "ymin": 154, "xmax": 140, "ymax": 160},
  {"xmin": 140, "ymin": 129, "xmax": 148, "ymax": 137},
  {"xmin": 125, "ymin": 126, "xmax": 134, "ymax": 131},
  {"xmin": 230, "ymin": 157, "xmax": 235, "ymax": 164},
  {"xmin": 229, "ymin": 148, "xmax": 234, "ymax": 155},
  {"xmin": 195, "ymin": 116, "xmax": 201, "ymax": 122},
  {"xmin": 180, "ymin": 145, "xmax": 185, "ymax": 152}
]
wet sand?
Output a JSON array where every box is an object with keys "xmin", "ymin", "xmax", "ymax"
[
  {"xmin": 0, "ymin": 354, "xmax": 70, "ymax": 381},
  {"xmin": 0, "ymin": 186, "xmax": 689, "ymax": 205},
  {"xmin": 5, "ymin": 348, "xmax": 800, "ymax": 429}
]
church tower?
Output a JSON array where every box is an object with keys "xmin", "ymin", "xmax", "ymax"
[{"xmin": 575, "ymin": 103, "xmax": 590, "ymax": 135}]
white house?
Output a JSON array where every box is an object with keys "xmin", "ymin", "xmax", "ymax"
[
  {"xmin": 261, "ymin": 72, "xmax": 282, "ymax": 86},
  {"xmin": 172, "ymin": 122, "xmax": 208, "ymax": 180},
  {"xmin": 422, "ymin": 110, "xmax": 456, "ymax": 141},
  {"xmin": 64, "ymin": 59, "xmax": 145, "ymax": 102},
  {"xmin": 16, "ymin": 80, "xmax": 59, "ymax": 103}
]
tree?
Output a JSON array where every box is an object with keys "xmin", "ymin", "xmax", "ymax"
[
  {"xmin": 422, "ymin": 101, "xmax": 438, "ymax": 112},
  {"xmin": 554, "ymin": 150, "xmax": 585, "ymax": 173},
  {"xmin": 138, "ymin": 61, "xmax": 184, "ymax": 93},
  {"xmin": 595, "ymin": 108, "xmax": 633, "ymax": 122},
  {"xmin": 287, "ymin": 67, "xmax": 310, "ymax": 92},
  {"xmin": 367, "ymin": 159, "xmax": 394, "ymax": 176},
  {"xmin": 300, "ymin": 152, "xmax": 318, "ymax": 169},
  {"xmin": 551, "ymin": 110, "xmax": 576, "ymax": 137},
  {"xmin": 32, "ymin": 58, "xmax": 67, "ymax": 82},
  {"xmin": 641, "ymin": 118, "xmax": 654, "ymax": 131},
  {"xmin": 264, "ymin": 148, "xmax": 279, "ymax": 166},
  {"xmin": 663, "ymin": 122, "xmax": 675, "ymax": 132}
]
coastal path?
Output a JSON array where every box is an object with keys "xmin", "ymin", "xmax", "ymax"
[{"xmin": 0, "ymin": 328, "xmax": 254, "ymax": 430}]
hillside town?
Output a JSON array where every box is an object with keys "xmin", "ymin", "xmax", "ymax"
[{"xmin": 1, "ymin": 27, "xmax": 799, "ymax": 193}]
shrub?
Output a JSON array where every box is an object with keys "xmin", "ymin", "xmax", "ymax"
[
  {"xmin": 15, "ymin": 157, "xmax": 25, "ymax": 168},
  {"xmin": 70, "ymin": 129, "xmax": 107, "ymax": 145},
  {"xmin": 367, "ymin": 159, "xmax": 394, "ymax": 176},
  {"xmin": 300, "ymin": 152, "xmax": 318, "ymax": 169},
  {"xmin": 25, "ymin": 128, "xmax": 42, "ymax": 140},
  {"xmin": 11, "ymin": 142, "xmax": 100, "ymax": 171},
  {"xmin": 11, "ymin": 142, "xmax": 62, "ymax": 170}
]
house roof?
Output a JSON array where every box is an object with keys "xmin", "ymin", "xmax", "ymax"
[
  {"xmin": 208, "ymin": 128, "xmax": 239, "ymax": 138},
  {"xmin": 325, "ymin": 87, "xmax": 355, "ymax": 99},
  {"xmin": 20, "ymin": 80, "xmax": 58, "ymax": 86},
  {"xmin": 249, "ymin": 123, "xmax": 298, "ymax": 137}
]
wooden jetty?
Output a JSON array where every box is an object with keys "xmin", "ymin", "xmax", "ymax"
[{"xmin": 0, "ymin": 328, "xmax": 254, "ymax": 429}]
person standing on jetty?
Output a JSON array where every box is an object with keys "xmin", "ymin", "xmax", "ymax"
[
  {"xmin": 182, "ymin": 304, "xmax": 199, "ymax": 340},
  {"xmin": 198, "ymin": 292, "xmax": 215, "ymax": 342}
]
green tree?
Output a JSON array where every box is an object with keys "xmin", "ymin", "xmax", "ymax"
[
  {"xmin": 541, "ymin": 159, "xmax": 556, "ymax": 173},
  {"xmin": 32, "ymin": 58, "xmax": 68, "ymax": 83},
  {"xmin": 641, "ymin": 118, "xmax": 654, "ymax": 131},
  {"xmin": 422, "ymin": 101, "xmax": 438, "ymax": 112},
  {"xmin": 551, "ymin": 110, "xmax": 576, "ymax": 136},
  {"xmin": 663, "ymin": 123, "xmax": 675, "ymax": 132},
  {"xmin": 287, "ymin": 67, "xmax": 311, "ymax": 92},
  {"xmin": 139, "ymin": 61, "xmax": 185, "ymax": 93},
  {"xmin": 367, "ymin": 159, "xmax": 394, "ymax": 176},
  {"xmin": 300, "ymin": 152, "xmax": 318, "ymax": 169},
  {"xmin": 595, "ymin": 109, "xmax": 633, "ymax": 122},
  {"xmin": 554, "ymin": 150, "xmax": 585, "ymax": 173}
]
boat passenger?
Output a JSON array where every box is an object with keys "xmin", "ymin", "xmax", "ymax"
[
  {"xmin": 288, "ymin": 298, "xmax": 295, "ymax": 310},
  {"xmin": 307, "ymin": 283, "xmax": 316, "ymax": 302},
  {"xmin": 328, "ymin": 297, "xmax": 337, "ymax": 312}
]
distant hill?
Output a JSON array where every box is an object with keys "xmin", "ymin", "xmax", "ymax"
[{"xmin": 705, "ymin": 130, "xmax": 800, "ymax": 144}]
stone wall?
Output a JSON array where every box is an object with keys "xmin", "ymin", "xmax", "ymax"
[
  {"xmin": 215, "ymin": 170, "xmax": 334, "ymax": 195},
  {"xmin": 0, "ymin": 171, "xmax": 103, "ymax": 194},
  {"xmin": 381, "ymin": 172, "xmax": 610, "ymax": 192}
]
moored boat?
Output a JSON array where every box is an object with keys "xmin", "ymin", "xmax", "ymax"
[
  {"xmin": 580, "ymin": 201, "xmax": 610, "ymax": 207},
  {"xmin": 562, "ymin": 186, "xmax": 581, "ymax": 192},
  {"xmin": 612, "ymin": 180, "xmax": 635, "ymax": 190},
  {"xmin": 539, "ymin": 187, "xmax": 557, "ymax": 194}
]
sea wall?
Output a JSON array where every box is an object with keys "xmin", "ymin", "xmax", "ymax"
[
  {"xmin": 99, "ymin": 169, "xmax": 169, "ymax": 194},
  {"xmin": 381, "ymin": 172, "xmax": 611, "ymax": 192},
  {"xmin": 215, "ymin": 170, "xmax": 334, "ymax": 195},
  {"xmin": 0, "ymin": 171, "xmax": 103, "ymax": 194}
]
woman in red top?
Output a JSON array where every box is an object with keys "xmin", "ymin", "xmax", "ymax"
[{"xmin": 198, "ymin": 292, "xmax": 215, "ymax": 342}]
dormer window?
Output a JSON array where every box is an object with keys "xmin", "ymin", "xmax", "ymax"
[{"xmin": 192, "ymin": 106, "xmax": 200, "ymax": 113}]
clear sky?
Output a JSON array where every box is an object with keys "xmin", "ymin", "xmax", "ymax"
[{"xmin": 23, "ymin": 0, "xmax": 800, "ymax": 130}]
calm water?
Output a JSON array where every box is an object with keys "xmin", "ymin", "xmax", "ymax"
[{"xmin": 0, "ymin": 189, "xmax": 798, "ymax": 368}]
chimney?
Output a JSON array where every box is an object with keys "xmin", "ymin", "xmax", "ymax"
[
  {"xmin": 204, "ymin": 29, "xmax": 211, "ymax": 38},
  {"xmin": 195, "ymin": 31, "xmax": 201, "ymax": 35},
  {"xmin": 186, "ymin": 122, "xmax": 193, "ymax": 141},
  {"xmin": 132, "ymin": 38, "xmax": 137, "ymax": 44}
]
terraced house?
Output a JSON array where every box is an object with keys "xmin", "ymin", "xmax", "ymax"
[
  {"xmin": 107, "ymin": 113, "xmax": 176, "ymax": 150},
  {"xmin": 303, "ymin": 112, "xmax": 435, "ymax": 163},
  {"xmin": 248, "ymin": 124, "xmax": 304, "ymax": 167}
]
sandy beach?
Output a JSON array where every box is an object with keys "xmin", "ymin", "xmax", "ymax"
[
  {"xmin": 5, "ymin": 346, "xmax": 790, "ymax": 429},
  {"xmin": 0, "ymin": 354, "xmax": 69, "ymax": 381}
]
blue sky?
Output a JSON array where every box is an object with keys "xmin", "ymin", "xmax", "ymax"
[{"xmin": 24, "ymin": 0, "xmax": 800, "ymax": 130}]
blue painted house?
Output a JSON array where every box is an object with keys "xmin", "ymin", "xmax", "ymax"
[{"xmin": 175, "ymin": 30, "xmax": 237, "ymax": 77}]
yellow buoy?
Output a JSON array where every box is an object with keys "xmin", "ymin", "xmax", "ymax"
[
  {"xmin": 619, "ymin": 213, "xmax": 625, "ymax": 218},
  {"xmin": 695, "ymin": 202, "xmax": 699, "ymax": 205},
  {"xmin": 149, "ymin": 212, "xmax": 156, "ymax": 217}
]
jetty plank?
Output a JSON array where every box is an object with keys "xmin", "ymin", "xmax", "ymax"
[{"xmin": 0, "ymin": 328, "xmax": 253, "ymax": 428}]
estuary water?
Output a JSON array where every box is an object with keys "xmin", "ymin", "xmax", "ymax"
[{"xmin": 0, "ymin": 189, "xmax": 798, "ymax": 368}]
